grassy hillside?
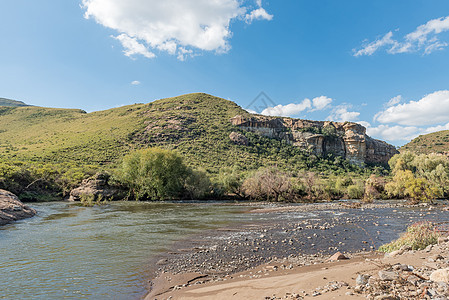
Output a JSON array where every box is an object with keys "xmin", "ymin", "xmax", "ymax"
[
  {"xmin": 0, "ymin": 93, "xmax": 368, "ymax": 176},
  {"xmin": 0, "ymin": 98, "xmax": 30, "ymax": 107},
  {"xmin": 401, "ymin": 130, "xmax": 449, "ymax": 154}
]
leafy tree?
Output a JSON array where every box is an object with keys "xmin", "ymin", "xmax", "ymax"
[
  {"xmin": 184, "ymin": 168, "xmax": 211, "ymax": 199},
  {"xmin": 117, "ymin": 148, "xmax": 189, "ymax": 200},
  {"xmin": 385, "ymin": 170, "xmax": 440, "ymax": 204}
]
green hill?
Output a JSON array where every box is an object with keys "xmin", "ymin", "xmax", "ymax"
[
  {"xmin": 0, "ymin": 93, "xmax": 367, "ymax": 175},
  {"xmin": 0, "ymin": 98, "xmax": 30, "ymax": 107},
  {"xmin": 401, "ymin": 130, "xmax": 449, "ymax": 154},
  {"xmin": 0, "ymin": 93, "xmax": 398, "ymax": 201}
]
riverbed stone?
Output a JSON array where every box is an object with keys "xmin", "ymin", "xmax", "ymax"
[
  {"xmin": 356, "ymin": 274, "xmax": 370, "ymax": 285},
  {"xmin": 430, "ymin": 268, "xmax": 449, "ymax": 283},
  {"xmin": 378, "ymin": 270, "xmax": 399, "ymax": 281},
  {"xmin": 329, "ymin": 252, "xmax": 348, "ymax": 261}
]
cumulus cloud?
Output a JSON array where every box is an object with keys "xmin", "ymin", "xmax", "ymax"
[
  {"xmin": 327, "ymin": 105, "xmax": 360, "ymax": 122},
  {"xmin": 312, "ymin": 96, "xmax": 333, "ymax": 110},
  {"xmin": 260, "ymin": 96, "xmax": 333, "ymax": 117},
  {"xmin": 374, "ymin": 90, "xmax": 449, "ymax": 126},
  {"xmin": 261, "ymin": 99, "xmax": 312, "ymax": 116},
  {"xmin": 360, "ymin": 121, "xmax": 449, "ymax": 143},
  {"xmin": 354, "ymin": 16, "xmax": 449, "ymax": 56},
  {"xmin": 82, "ymin": 0, "xmax": 273, "ymax": 60},
  {"xmin": 245, "ymin": 7, "xmax": 273, "ymax": 24},
  {"xmin": 362, "ymin": 122, "xmax": 419, "ymax": 142},
  {"xmin": 131, "ymin": 80, "xmax": 141, "ymax": 85}
]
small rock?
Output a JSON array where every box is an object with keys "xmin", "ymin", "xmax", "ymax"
[
  {"xmin": 430, "ymin": 268, "xmax": 449, "ymax": 283},
  {"xmin": 378, "ymin": 270, "xmax": 399, "ymax": 281},
  {"xmin": 438, "ymin": 236, "xmax": 449, "ymax": 244},
  {"xmin": 430, "ymin": 254, "xmax": 444, "ymax": 261},
  {"xmin": 400, "ymin": 245, "xmax": 412, "ymax": 251},
  {"xmin": 329, "ymin": 252, "xmax": 348, "ymax": 261},
  {"xmin": 356, "ymin": 274, "xmax": 370, "ymax": 286},
  {"xmin": 389, "ymin": 249, "xmax": 404, "ymax": 257},
  {"xmin": 374, "ymin": 295, "xmax": 399, "ymax": 300},
  {"xmin": 156, "ymin": 258, "xmax": 169, "ymax": 265}
]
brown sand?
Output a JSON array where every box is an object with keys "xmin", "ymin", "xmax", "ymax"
[{"xmin": 145, "ymin": 247, "xmax": 447, "ymax": 300}]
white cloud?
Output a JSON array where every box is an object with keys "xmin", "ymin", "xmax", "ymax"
[
  {"xmin": 131, "ymin": 80, "xmax": 140, "ymax": 85},
  {"xmin": 360, "ymin": 121, "xmax": 449, "ymax": 143},
  {"xmin": 260, "ymin": 95, "xmax": 333, "ymax": 117},
  {"xmin": 354, "ymin": 16, "xmax": 449, "ymax": 56},
  {"xmin": 82, "ymin": 0, "xmax": 273, "ymax": 60},
  {"xmin": 261, "ymin": 99, "xmax": 312, "ymax": 117},
  {"xmin": 353, "ymin": 32, "xmax": 396, "ymax": 57},
  {"xmin": 245, "ymin": 7, "xmax": 273, "ymax": 24},
  {"xmin": 328, "ymin": 105, "xmax": 360, "ymax": 122},
  {"xmin": 375, "ymin": 90, "xmax": 449, "ymax": 126},
  {"xmin": 362, "ymin": 122, "xmax": 419, "ymax": 142},
  {"xmin": 312, "ymin": 96, "xmax": 333, "ymax": 110},
  {"xmin": 113, "ymin": 34, "xmax": 155, "ymax": 59},
  {"xmin": 386, "ymin": 95, "xmax": 402, "ymax": 107}
]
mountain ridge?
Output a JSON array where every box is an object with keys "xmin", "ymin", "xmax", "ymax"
[
  {"xmin": 0, "ymin": 98, "xmax": 30, "ymax": 107},
  {"xmin": 0, "ymin": 93, "xmax": 396, "ymax": 173}
]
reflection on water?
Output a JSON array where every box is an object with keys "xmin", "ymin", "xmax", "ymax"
[{"xmin": 0, "ymin": 201, "xmax": 257, "ymax": 300}]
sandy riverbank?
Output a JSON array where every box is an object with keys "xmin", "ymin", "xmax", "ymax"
[
  {"xmin": 144, "ymin": 202, "xmax": 449, "ymax": 299},
  {"xmin": 147, "ymin": 240, "xmax": 449, "ymax": 299}
]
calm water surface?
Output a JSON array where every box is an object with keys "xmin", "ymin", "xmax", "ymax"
[{"xmin": 0, "ymin": 201, "xmax": 262, "ymax": 299}]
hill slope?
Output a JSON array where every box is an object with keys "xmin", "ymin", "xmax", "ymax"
[
  {"xmin": 401, "ymin": 130, "xmax": 449, "ymax": 154},
  {"xmin": 0, "ymin": 98, "xmax": 30, "ymax": 107},
  {"xmin": 0, "ymin": 93, "xmax": 394, "ymax": 174}
]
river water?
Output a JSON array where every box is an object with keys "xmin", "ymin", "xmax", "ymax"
[
  {"xmin": 1, "ymin": 201, "xmax": 449, "ymax": 300},
  {"xmin": 0, "ymin": 201, "xmax": 264, "ymax": 299}
]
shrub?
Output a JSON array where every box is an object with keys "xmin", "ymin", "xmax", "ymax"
[
  {"xmin": 386, "ymin": 170, "xmax": 440, "ymax": 204},
  {"xmin": 363, "ymin": 174, "xmax": 386, "ymax": 203},
  {"xmin": 242, "ymin": 167, "xmax": 293, "ymax": 202},
  {"xmin": 378, "ymin": 222, "xmax": 442, "ymax": 252},
  {"xmin": 184, "ymin": 169, "xmax": 211, "ymax": 199},
  {"xmin": 116, "ymin": 148, "xmax": 190, "ymax": 200},
  {"xmin": 347, "ymin": 184, "xmax": 364, "ymax": 199}
]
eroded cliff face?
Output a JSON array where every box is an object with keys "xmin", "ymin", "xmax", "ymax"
[{"xmin": 230, "ymin": 115, "xmax": 398, "ymax": 165}]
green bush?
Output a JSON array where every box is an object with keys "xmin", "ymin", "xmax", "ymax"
[
  {"xmin": 347, "ymin": 184, "xmax": 364, "ymax": 199},
  {"xmin": 379, "ymin": 222, "xmax": 442, "ymax": 252},
  {"xmin": 116, "ymin": 148, "xmax": 190, "ymax": 200}
]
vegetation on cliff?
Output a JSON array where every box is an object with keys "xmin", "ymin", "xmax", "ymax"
[{"xmin": 401, "ymin": 130, "xmax": 449, "ymax": 155}]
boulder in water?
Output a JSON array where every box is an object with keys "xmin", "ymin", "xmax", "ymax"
[{"xmin": 0, "ymin": 189, "xmax": 36, "ymax": 226}]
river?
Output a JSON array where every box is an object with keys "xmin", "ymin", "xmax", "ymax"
[
  {"xmin": 0, "ymin": 201, "xmax": 264, "ymax": 299},
  {"xmin": 1, "ymin": 201, "xmax": 449, "ymax": 299}
]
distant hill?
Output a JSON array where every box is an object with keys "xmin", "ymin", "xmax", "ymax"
[
  {"xmin": 0, "ymin": 93, "xmax": 395, "ymax": 174},
  {"xmin": 0, "ymin": 98, "xmax": 30, "ymax": 107},
  {"xmin": 401, "ymin": 130, "xmax": 449, "ymax": 154}
]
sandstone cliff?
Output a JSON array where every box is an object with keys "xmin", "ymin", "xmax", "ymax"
[
  {"xmin": 0, "ymin": 189, "xmax": 36, "ymax": 226},
  {"xmin": 230, "ymin": 115, "xmax": 398, "ymax": 165}
]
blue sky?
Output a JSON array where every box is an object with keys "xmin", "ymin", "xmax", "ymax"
[{"xmin": 1, "ymin": 0, "xmax": 449, "ymax": 146}]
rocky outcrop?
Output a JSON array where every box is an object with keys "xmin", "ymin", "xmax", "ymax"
[
  {"xmin": 69, "ymin": 173, "xmax": 125, "ymax": 202},
  {"xmin": 0, "ymin": 189, "xmax": 36, "ymax": 226},
  {"xmin": 229, "ymin": 131, "xmax": 248, "ymax": 145},
  {"xmin": 230, "ymin": 115, "xmax": 398, "ymax": 165}
]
